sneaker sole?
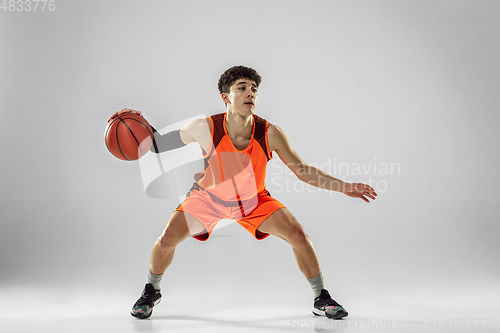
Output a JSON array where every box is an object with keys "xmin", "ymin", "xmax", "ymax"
[
  {"xmin": 313, "ymin": 308, "xmax": 348, "ymax": 319},
  {"xmin": 130, "ymin": 298, "xmax": 162, "ymax": 319}
]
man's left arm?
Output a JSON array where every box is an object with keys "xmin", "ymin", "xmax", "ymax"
[{"xmin": 268, "ymin": 124, "xmax": 377, "ymax": 203}]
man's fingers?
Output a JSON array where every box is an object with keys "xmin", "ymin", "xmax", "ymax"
[
  {"xmin": 365, "ymin": 192, "xmax": 376, "ymax": 200},
  {"xmin": 365, "ymin": 184, "xmax": 376, "ymax": 193},
  {"xmin": 363, "ymin": 185, "xmax": 377, "ymax": 198},
  {"xmin": 118, "ymin": 108, "xmax": 141, "ymax": 116},
  {"xmin": 347, "ymin": 183, "xmax": 378, "ymax": 203},
  {"xmin": 108, "ymin": 111, "xmax": 118, "ymax": 122},
  {"xmin": 108, "ymin": 109, "xmax": 142, "ymax": 122}
]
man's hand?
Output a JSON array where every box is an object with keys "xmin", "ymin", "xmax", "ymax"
[
  {"xmin": 343, "ymin": 183, "xmax": 377, "ymax": 203},
  {"xmin": 108, "ymin": 108, "xmax": 142, "ymax": 122}
]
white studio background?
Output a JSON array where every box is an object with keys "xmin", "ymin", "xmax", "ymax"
[{"xmin": 1, "ymin": 0, "xmax": 499, "ymax": 325}]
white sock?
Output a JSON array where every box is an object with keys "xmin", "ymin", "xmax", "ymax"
[
  {"xmin": 148, "ymin": 270, "xmax": 163, "ymax": 290},
  {"xmin": 307, "ymin": 273, "xmax": 325, "ymax": 298}
]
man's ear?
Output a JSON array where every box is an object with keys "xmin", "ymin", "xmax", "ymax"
[{"xmin": 221, "ymin": 93, "xmax": 230, "ymax": 105}]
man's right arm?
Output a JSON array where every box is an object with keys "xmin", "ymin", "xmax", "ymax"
[
  {"xmin": 150, "ymin": 126, "xmax": 186, "ymax": 153},
  {"xmin": 150, "ymin": 118, "xmax": 210, "ymax": 153},
  {"xmin": 178, "ymin": 118, "xmax": 212, "ymax": 153},
  {"xmin": 115, "ymin": 109, "xmax": 210, "ymax": 153}
]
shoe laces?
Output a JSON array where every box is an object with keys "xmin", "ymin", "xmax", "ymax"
[
  {"xmin": 135, "ymin": 285, "xmax": 158, "ymax": 307},
  {"xmin": 317, "ymin": 297, "xmax": 341, "ymax": 308},
  {"xmin": 316, "ymin": 290, "xmax": 342, "ymax": 308}
]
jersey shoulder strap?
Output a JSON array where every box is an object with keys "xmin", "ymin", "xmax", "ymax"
[
  {"xmin": 210, "ymin": 112, "xmax": 226, "ymax": 151},
  {"xmin": 252, "ymin": 114, "xmax": 271, "ymax": 160}
]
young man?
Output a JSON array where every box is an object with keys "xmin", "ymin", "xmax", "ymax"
[{"xmin": 119, "ymin": 66, "xmax": 377, "ymax": 320}]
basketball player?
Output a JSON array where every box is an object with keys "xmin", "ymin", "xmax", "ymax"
[{"xmin": 118, "ymin": 66, "xmax": 377, "ymax": 320}]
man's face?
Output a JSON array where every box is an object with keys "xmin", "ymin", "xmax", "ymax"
[{"xmin": 223, "ymin": 78, "xmax": 258, "ymax": 114}]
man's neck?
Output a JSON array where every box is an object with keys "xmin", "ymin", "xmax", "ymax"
[{"xmin": 225, "ymin": 110, "xmax": 253, "ymax": 138}]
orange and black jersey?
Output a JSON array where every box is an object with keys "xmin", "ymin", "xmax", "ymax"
[{"xmin": 194, "ymin": 112, "xmax": 273, "ymax": 203}]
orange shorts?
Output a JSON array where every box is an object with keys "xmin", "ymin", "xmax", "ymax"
[{"xmin": 175, "ymin": 185, "xmax": 285, "ymax": 241}]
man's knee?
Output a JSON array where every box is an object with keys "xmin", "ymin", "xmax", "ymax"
[
  {"xmin": 158, "ymin": 213, "xmax": 190, "ymax": 248},
  {"xmin": 287, "ymin": 223, "xmax": 309, "ymax": 247},
  {"xmin": 261, "ymin": 209, "xmax": 310, "ymax": 246},
  {"xmin": 275, "ymin": 213, "xmax": 309, "ymax": 247},
  {"xmin": 158, "ymin": 230, "xmax": 183, "ymax": 249}
]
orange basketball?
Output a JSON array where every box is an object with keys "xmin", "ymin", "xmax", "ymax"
[{"xmin": 105, "ymin": 113, "xmax": 154, "ymax": 161}]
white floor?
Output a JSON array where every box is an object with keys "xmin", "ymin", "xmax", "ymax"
[{"xmin": 1, "ymin": 285, "xmax": 499, "ymax": 333}]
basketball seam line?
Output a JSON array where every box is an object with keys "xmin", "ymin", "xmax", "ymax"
[
  {"xmin": 116, "ymin": 115, "xmax": 152, "ymax": 160},
  {"xmin": 115, "ymin": 116, "xmax": 132, "ymax": 161}
]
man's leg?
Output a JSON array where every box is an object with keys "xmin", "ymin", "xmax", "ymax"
[
  {"xmin": 257, "ymin": 208, "xmax": 320, "ymax": 279},
  {"xmin": 149, "ymin": 210, "xmax": 205, "ymax": 275},
  {"xmin": 131, "ymin": 210, "xmax": 205, "ymax": 319},
  {"xmin": 256, "ymin": 208, "xmax": 348, "ymax": 319}
]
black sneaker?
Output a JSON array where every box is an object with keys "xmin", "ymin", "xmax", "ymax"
[
  {"xmin": 130, "ymin": 283, "xmax": 162, "ymax": 319},
  {"xmin": 313, "ymin": 289, "xmax": 348, "ymax": 319}
]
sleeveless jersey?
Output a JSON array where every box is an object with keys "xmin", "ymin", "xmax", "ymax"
[{"xmin": 193, "ymin": 112, "xmax": 273, "ymax": 203}]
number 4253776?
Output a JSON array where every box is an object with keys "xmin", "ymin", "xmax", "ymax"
[{"xmin": 1, "ymin": 0, "xmax": 56, "ymax": 11}]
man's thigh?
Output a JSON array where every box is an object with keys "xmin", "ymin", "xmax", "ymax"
[
  {"xmin": 163, "ymin": 210, "xmax": 206, "ymax": 239},
  {"xmin": 256, "ymin": 207, "xmax": 304, "ymax": 241},
  {"xmin": 175, "ymin": 189, "xmax": 227, "ymax": 240},
  {"xmin": 236, "ymin": 193, "xmax": 286, "ymax": 240}
]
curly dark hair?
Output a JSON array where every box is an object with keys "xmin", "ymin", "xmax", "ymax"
[{"xmin": 218, "ymin": 65, "xmax": 262, "ymax": 94}]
